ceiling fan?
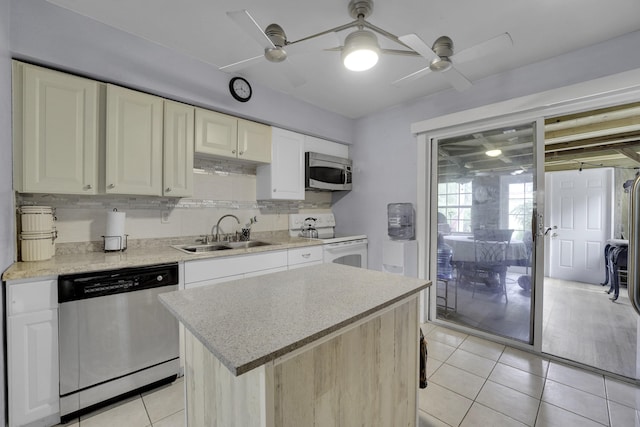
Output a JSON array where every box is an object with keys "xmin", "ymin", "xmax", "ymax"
[
  {"xmin": 221, "ymin": 0, "xmax": 418, "ymax": 84},
  {"xmin": 393, "ymin": 33, "xmax": 513, "ymax": 91},
  {"xmin": 222, "ymin": 0, "xmax": 512, "ymax": 91}
]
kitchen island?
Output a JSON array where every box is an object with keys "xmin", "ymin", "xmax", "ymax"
[{"xmin": 159, "ymin": 263, "xmax": 429, "ymax": 427}]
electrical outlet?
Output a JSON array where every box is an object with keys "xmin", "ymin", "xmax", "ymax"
[{"xmin": 161, "ymin": 210, "xmax": 170, "ymax": 224}]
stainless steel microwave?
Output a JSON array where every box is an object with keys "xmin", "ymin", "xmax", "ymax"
[{"xmin": 305, "ymin": 152, "xmax": 352, "ymax": 191}]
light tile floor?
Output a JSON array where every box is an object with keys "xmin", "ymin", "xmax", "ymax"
[
  {"xmin": 420, "ymin": 323, "xmax": 640, "ymax": 427},
  {"xmin": 56, "ymin": 377, "xmax": 185, "ymax": 427},
  {"xmin": 56, "ymin": 323, "xmax": 640, "ymax": 427}
]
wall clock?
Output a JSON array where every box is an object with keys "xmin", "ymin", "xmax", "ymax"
[
  {"xmin": 474, "ymin": 185, "xmax": 489, "ymax": 203},
  {"xmin": 229, "ymin": 77, "xmax": 252, "ymax": 102}
]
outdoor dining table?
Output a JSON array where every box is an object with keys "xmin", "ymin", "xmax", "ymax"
[{"xmin": 442, "ymin": 234, "xmax": 529, "ymax": 292}]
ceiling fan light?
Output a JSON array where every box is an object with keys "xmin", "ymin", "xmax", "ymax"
[
  {"xmin": 485, "ymin": 149, "xmax": 502, "ymax": 157},
  {"xmin": 342, "ymin": 30, "xmax": 380, "ymax": 71},
  {"xmin": 429, "ymin": 56, "xmax": 452, "ymax": 72},
  {"xmin": 265, "ymin": 47, "xmax": 287, "ymax": 63}
]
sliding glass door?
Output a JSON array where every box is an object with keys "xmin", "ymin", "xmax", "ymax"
[{"xmin": 433, "ymin": 121, "xmax": 539, "ymax": 344}]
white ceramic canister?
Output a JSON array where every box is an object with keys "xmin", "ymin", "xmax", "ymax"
[
  {"xmin": 20, "ymin": 230, "xmax": 56, "ymax": 261},
  {"xmin": 19, "ymin": 206, "xmax": 55, "ymax": 232}
]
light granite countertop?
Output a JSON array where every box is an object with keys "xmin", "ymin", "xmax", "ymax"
[
  {"xmin": 2, "ymin": 235, "xmax": 323, "ymax": 281},
  {"xmin": 159, "ymin": 263, "xmax": 430, "ymax": 376}
]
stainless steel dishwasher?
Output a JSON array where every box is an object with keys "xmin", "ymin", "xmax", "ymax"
[{"xmin": 58, "ymin": 263, "xmax": 180, "ymax": 420}]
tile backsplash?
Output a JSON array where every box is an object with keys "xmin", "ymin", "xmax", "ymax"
[{"xmin": 17, "ymin": 161, "xmax": 332, "ymax": 244}]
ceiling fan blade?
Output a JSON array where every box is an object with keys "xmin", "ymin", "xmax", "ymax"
[
  {"xmin": 442, "ymin": 67, "xmax": 472, "ymax": 91},
  {"xmin": 391, "ymin": 66, "xmax": 432, "ymax": 87},
  {"xmin": 227, "ymin": 10, "xmax": 275, "ymax": 49},
  {"xmin": 219, "ymin": 55, "xmax": 264, "ymax": 73},
  {"xmin": 398, "ymin": 34, "xmax": 438, "ymax": 61},
  {"xmin": 454, "ymin": 32, "xmax": 512, "ymax": 65}
]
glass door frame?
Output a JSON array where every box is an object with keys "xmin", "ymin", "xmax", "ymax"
[
  {"xmin": 414, "ymin": 68, "xmax": 640, "ymax": 355},
  {"xmin": 419, "ymin": 116, "xmax": 545, "ymax": 352}
]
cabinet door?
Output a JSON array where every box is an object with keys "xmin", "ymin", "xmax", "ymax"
[
  {"xmin": 194, "ymin": 109, "xmax": 237, "ymax": 158},
  {"xmin": 256, "ymin": 127, "xmax": 304, "ymax": 200},
  {"xmin": 17, "ymin": 62, "xmax": 99, "ymax": 194},
  {"xmin": 164, "ymin": 100, "xmax": 194, "ymax": 197},
  {"xmin": 8, "ymin": 310, "xmax": 59, "ymax": 427},
  {"xmin": 238, "ymin": 119, "xmax": 271, "ymax": 163},
  {"xmin": 106, "ymin": 84, "xmax": 163, "ymax": 195},
  {"xmin": 304, "ymin": 135, "xmax": 349, "ymax": 158}
]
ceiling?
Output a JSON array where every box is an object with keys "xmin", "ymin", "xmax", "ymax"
[
  {"xmin": 437, "ymin": 102, "xmax": 640, "ymax": 179},
  {"xmin": 45, "ymin": 0, "xmax": 640, "ymax": 119}
]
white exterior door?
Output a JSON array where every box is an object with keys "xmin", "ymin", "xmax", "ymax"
[{"xmin": 547, "ymin": 168, "xmax": 613, "ymax": 284}]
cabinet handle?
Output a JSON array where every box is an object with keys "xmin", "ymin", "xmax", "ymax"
[
  {"xmin": 302, "ymin": 253, "xmax": 311, "ymax": 258},
  {"xmin": 108, "ymin": 184, "xmax": 115, "ymax": 189},
  {"xmin": 232, "ymin": 150, "xmax": 236, "ymax": 154},
  {"xmin": 166, "ymin": 187, "xmax": 171, "ymax": 192},
  {"xmin": 85, "ymin": 184, "xmax": 92, "ymax": 190},
  {"xmin": 239, "ymin": 151, "xmax": 244, "ymax": 155}
]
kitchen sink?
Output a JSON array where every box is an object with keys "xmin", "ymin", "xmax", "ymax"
[
  {"xmin": 171, "ymin": 241, "xmax": 273, "ymax": 254},
  {"xmin": 226, "ymin": 241, "xmax": 272, "ymax": 249}
]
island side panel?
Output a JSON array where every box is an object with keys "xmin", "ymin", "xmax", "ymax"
[
  {"xmin": 273, "ymin": 295, "xmax": 419, "ymax": 427},
  {"xmin": 184, "ymin": 328, "xmax": 269, "ymax": 427}
]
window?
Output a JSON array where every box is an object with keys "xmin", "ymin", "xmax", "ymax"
[
  {"xmin": 506, "ymin": 177, "xmax": 534, "ymax": 240},
  {"xmin": 438, "ymin": 181, "xmax": 472, "ymax": 233}
]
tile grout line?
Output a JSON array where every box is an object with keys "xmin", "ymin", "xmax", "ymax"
[{"xmin": 139, "ymin": 392, "xmax": 154, "ymax": 427}]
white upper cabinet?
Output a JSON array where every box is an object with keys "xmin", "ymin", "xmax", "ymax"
[
  {"xmin": 256, "ymin": 127, "xmax": 305, "ymax": 200},
  {"xmin": 237, "ymin": 119, "xmax": 271, "ymax": 163},
  {"xmin": 194, "ymin": 108, "xmax": 236, "ymax": 157},
  {"xmin": 163, "ymin": 100, "xmax": 194, "ymax": 197},
  {"xmin": 13, "ymin": 61, "xmax": 100, "ymax": 194},
  {"xmin": 304, "ymin": 135, "xmax": 349, "ymax": 158},
  {"xmin": 106, "ymin": 84, "xmax": 163, "ymax": 195},
  {"xmin": 195, "ymin": 108, "xmax": 271, "ymax": 163}
]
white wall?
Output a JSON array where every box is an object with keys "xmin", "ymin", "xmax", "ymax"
[
  {"xmin": 333, "ymin": 30, "xmax": 640, "ymax": 271},
  {"xmin": 0, "ymin": 0, "xmax": 11, "ymax": 423}
]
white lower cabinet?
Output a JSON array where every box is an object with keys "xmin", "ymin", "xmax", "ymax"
[
  {"xmin": 184, "ymin": 250, "xmax": 288, "ymax": 288},
  {"xmin": 6, "ymin": 279, "xmax": 59, "ymax": 427},
  {"xmin": 287, "ymin": 245, "xmax": 323, "ymax": 269}
]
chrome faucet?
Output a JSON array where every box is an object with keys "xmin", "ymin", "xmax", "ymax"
[{"xmin": 214, "ymin": 214, "xmax": 240, "ymax": 242}]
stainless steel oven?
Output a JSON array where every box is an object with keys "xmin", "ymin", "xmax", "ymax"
[
  {"xmin": 305, "ymin": 152, "xmax": 352, "ymax": 191},
  {"xmin": 58, "ymin": 263, "xmax": 179, "ymax": 420}
]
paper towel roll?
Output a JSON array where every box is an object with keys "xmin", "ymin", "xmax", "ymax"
[{"xmin": 105, "ymin": 210, "xmax": 126, "ymax": 251}]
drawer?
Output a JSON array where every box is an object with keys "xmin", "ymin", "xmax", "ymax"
[
  {"xmin": 185, "ymin": 250, "xmax": 288, "ymax": 284},
  {"xmin": 288, "ymin": 246, "xmax": 323, "ymax": 266},
  {"xmin": 7, "ymin": 279, "xmax": 57, "ymax": 316}
]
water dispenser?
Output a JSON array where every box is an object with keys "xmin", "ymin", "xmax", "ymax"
[{"xmin": 387, "ymin": 203, "xmax": 415, "ymax": 240}]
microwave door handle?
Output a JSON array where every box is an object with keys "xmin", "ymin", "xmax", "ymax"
[{"xmin": 344, "ymin": 166, "xmax": 352, "ymax": 185}]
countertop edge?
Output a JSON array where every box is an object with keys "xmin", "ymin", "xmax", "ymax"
[{"xmin": 3, "ymin": 237, "xmax": 323, "ymax": 281}]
